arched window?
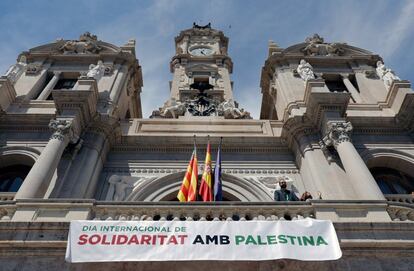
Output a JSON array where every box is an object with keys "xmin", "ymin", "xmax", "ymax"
[
  {"xmin": 0, "ymin": 165, "xmax": 31, "ymax": 192},
  {"xmin": 371, "ymin": 167, "xmax": 414, "ymax": 195}
]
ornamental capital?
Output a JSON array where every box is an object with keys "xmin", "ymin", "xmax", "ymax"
[
  {"xmin": 322, "ymin": 121, "xmax": 353, "ymax": 148},
  {"xmin": 48, "ymin": 119, "xmax": 73, "ymax": 141}
]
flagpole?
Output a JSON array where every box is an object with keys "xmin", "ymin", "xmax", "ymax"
[{"xmin": 213, "ymin": 137, "xmax": 223, "ymax": 202}]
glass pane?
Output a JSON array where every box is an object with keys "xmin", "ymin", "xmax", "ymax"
[
  {"xmin": 376, "ymin": 179, "xmax": 393, "ymax": 194},
  {"xmin": 9, "ymin": 177, "xmax": 23, "ymax": 192}
]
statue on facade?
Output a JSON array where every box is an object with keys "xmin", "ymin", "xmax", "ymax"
[
  {"xmin": 4, "ymin": 55, "xmax": 27, "ymax": 84},
  {"xmin": 297, "ymin": 59, "xmax": 315, "ymax": 81},
  {"xmin": 160, "ymin": 98, "xmax": 187, "ymax": 118},
  {"xmin": 60, "ymin": 32, "xmax": 102, "ymax": 54},
  {"xmin": 376, "ymin": 61, "xmax": 400, "ymax": 88},
  {"xmin": 87, "ymin": 60, "xmax": 105, "ymax": 81},
  {"xmin": 217, "ymin": 99, "xmax": 251, "ymax": 119},
  {"xmin": 303, "ymin": 33, "xmax": 344, "ymax": 56},
  {"xmin": 108, "ymin": 176, "xmax": 135, "ymax": 201}
]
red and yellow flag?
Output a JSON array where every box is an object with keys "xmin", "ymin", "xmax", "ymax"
[
  {"xmin": 177, "ymin": 149, "xmax": 198, "ymax": 202},
  {"xmin": 199, "ymin": 141, "xmax": 213, "ymax": 201}
]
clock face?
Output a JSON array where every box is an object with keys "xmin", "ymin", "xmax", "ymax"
[{"xmin": 189, "ymin": 47, "xmax": 214, "ymax": 56}]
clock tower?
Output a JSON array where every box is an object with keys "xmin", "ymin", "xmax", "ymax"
[{"xmin": 151, "ymin": 23, "xmax": 251, "ymax": 119}]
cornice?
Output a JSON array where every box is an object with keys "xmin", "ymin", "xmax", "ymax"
[{"xmin": 111, "ymin": 144, "xmax": 290, "ymax": 154}]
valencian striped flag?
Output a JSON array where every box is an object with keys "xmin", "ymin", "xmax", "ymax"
[
  {"xmin": 177, "ymin": 140, "xmax": 198, "ymax": 202},
  {"xmin": 213, "ymin": 137, "xmax": 223, "ymax": 201},
  {"xmin": 199, "ymin": 140, "xmax": 213, "ymax": 201}
]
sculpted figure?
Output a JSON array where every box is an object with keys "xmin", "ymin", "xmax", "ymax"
[
  {"xmin": 376, "ymin": 61, "xmax": 400, "ymax": 88},
  {"xmin": 4, "ymin": 56, "xmax": 27, "ymax": 83},
  {"xmin": 160, "ymin": 98, "xmax": 186, "ymax": 118},
  {"xmin": 218, "ymin": 99, "xmax": 251, "ymax": 119},
  {"xmin": 60, "ymin": 32, "xmax": 102, "ymax": 54},
  {"xmin": 87, "ymin": 60, "xmax": 105, "ymax": 81},
  {"xmin": 297, "ymin": 59, "xmax": 315, "ymax": 81},
  {"xmin": 107, "ymin": 175, "xmax": 139, "ymax": 201}
]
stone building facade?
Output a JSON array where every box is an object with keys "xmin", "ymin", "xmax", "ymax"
[{"xmin": 0, "ymin": 25, "xmax": 413, "ymax": 270}]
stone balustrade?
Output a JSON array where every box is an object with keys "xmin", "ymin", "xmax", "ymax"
[
  {"xmin": 0, "ymin": 192, "xmax": 15, "ymax": 201},
  {"xmin": 93, "ymin": 202, "xmax": 314, "ymax": 221},
  {"xmin": 385, "ymin": 194, "xmax": 414, "ymax": 205},
  {"xmin": 0, "ymin": 199, "xmax": 413, "ymax": 223},
  {"xmin": 385, "ymin": 195, "xmax": 414, "ymax": 221}
]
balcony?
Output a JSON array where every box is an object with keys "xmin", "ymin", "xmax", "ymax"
[{"xmin": 0, "ymin": 198, "xmax": 412, "ymax": 222}]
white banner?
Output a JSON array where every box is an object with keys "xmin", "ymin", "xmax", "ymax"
[{"xmin": 65, "ymin": 218, "xmax": 342, "ymax": 262}]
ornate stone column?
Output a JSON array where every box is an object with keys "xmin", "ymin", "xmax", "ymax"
[
  {"xmin": 15, "ymin": 119, "xmax": 74, "ymax": 199},
  {"xmin": 322, "ymin": 121, "xmax": 385, "ymax": 200},
  {"xmin": 37, "ymin": 71, "xmax": 61, "ymax": 100},
  {"xmin": 341, "ymin": 74, "xmax": 362, "ymax": 103}
]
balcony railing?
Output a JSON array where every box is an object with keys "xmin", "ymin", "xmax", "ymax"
[
  {"xmin": 0, "ymin": 199, "xmax": 413, "ymax": 223},
  {"xmin": 0, "ymin": 192, "xmax": 15, "ymax": 201},
  {"xmin": 93, "ymin": 202, "xmax": 314, "ymax": 221},
  {"xmin": 385, "ymin": 194, "xmax": 414, "ymax": 204}
]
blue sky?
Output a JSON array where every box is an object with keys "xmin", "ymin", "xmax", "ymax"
[{"xmin": 0, "ymin": 0, "xmax": 413, "ymax": 118}]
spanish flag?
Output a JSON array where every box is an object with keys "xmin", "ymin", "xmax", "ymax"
[
  {"xmin": 177, "ymin": 147, "xmax": 198, "ymax": 202},
  {"xmin": 199, "ymin": 141, "xmax": 213, "ymax": 201}
]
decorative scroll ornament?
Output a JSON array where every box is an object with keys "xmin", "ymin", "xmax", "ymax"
[
  {"xmin": 322, "ymin": 121, "xmax": 353, "ymax": 148},
  {"xmin": 376, "ymin": 61, "xmax": 400, "ymax": 88},
  {"xmin": 49, "ymin": 119, "xmax": 73, "ymax": 141},
  {"xmin": 60, "ymin": 32, "xmax": 102, "ymax": 54},
  {"xmin": 302, "ymin": 33, "xmax": 344, "ymax": 56},
  {"xmin": 25, "ymin": 63, "xmax": 42, "ymax": 75}
]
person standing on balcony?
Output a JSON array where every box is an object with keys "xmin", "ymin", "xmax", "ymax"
[{"xmin": 274, "ymin": 180, "xmax": 299, "ymax": 201}]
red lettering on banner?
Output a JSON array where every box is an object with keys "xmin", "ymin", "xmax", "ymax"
[
  {"xmin": 89, "ymin": 234, "xmax": 101, "ymax": 245},
  {"xmin": 116, "ymin": 235, "xmax": 128, "ymax": 245},
  {"xmin": 177, "ymin": 235, "xmax": 188, "ymax": 244},
  {"xmin": 141, "ymin": 235, "xmax": 151, "ymax": 244},
  {"xmin": 167, "ymin": 235, "xmax": 178, "ymax": 245},
  {"xmin": 78, "ymin": 234, "xmax": 88, "ymax": 245},
  {"xmin": 101, "ymin": 235, "xmax": 110, "ymax": 245},
  {"xmin": 128, "ymin": 235, "xmax": 139, "ymax": 245},
  {"xmin": 158, "ymin": 235, "xmax": 167, "ymax": 245}
]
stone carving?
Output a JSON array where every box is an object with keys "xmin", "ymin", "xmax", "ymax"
[
  {"xmin": 25, "ymin": 63, "xmax": 43, "ymax": 76},
  {"xmin": 87, "ymin": 60, "xmax": 105, "ymax": 81},
  {"xmin": 322, "ymin": 121, "xmax": 353, "ymax": 147},
  {"xmin": 49, "ymin": 119, "xmax": 73, "ymax": 141},
  {"xmin": 4, "ymin": 56, "xmax": 27, "ymax": 83},
  {"xmin": 60, "ymin": 32, "xmax": 102, "ymax": 54},
  {"xmin": 217, "ymin": 99, "xmax": 251, "ymax": 119},
  {"xmin": 303, "ymin": 34, "xmax": 344, "ymax": 56},
  {"xmin": 193, "ymin": 22, "xmax": 211, "ymax": 29},
  {"xmin": 104, "ymin": 64, "xmax": 114, "ymax": 76},
  {"xmin": 106, "ymin": 175, "xmax": 151, "ymax": 201},
  {"xmin": 305, "ymin": 33, "xmax": 324, "ymax": 44},
  {"xmin": 376, "ymin": 61, "xmax": 400, "ymax": 88},
  {"xmin": 186, "ymin": 93, "xmax": 218, "ymax": 117},
  {"xmin": 162, "ymin": 98, "xmax": 187, "ymax": 118},
  {"xmin": 296, "ymin": 59, "xmax": 315, "ymax": 81},
  {"xmin": 256, "ymin": 176, "xmax": 293, "ymax": 189},
  {"xmin": 151, "ymin": 96, "xmax": 252, "ymax": 119}
]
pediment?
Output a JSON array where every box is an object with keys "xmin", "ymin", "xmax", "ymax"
[
  {"xmin": 28, "ymin": 40, "xmax": 121, "ymax": 55},
  {"xmin": 283, "ymin": 42, "xmax": 374, "ymax": 57}
]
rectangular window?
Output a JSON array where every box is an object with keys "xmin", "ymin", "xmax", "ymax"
[{"xmin": 54, "ymin": 78, "xmax": 77, "ymax": 90}]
